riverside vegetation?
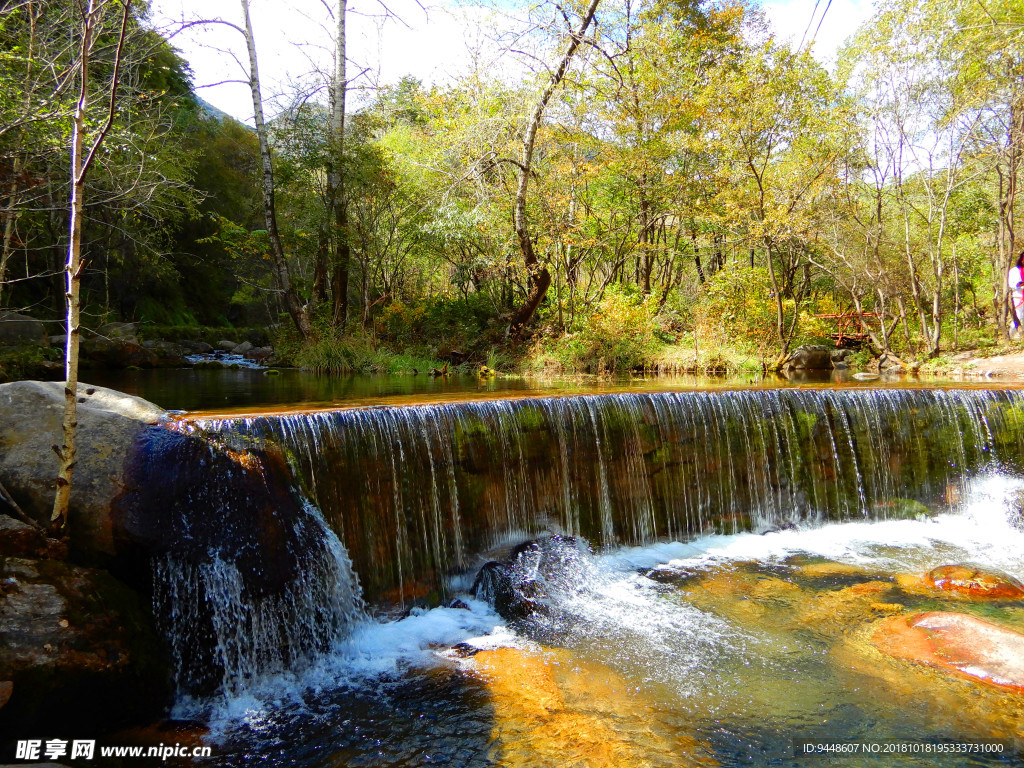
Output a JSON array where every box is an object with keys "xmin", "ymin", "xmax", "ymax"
[{"xmin": 2, "ymin": 0, "xmax": 1024, "ymax": 380}]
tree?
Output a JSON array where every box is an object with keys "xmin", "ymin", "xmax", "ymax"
[
  {"xmin": 52, "ymin": 0, "xmax": 133, "ymax": 534},
  {"xmin": 508, "ymin": 0, "xmax": 601, "ymax": 339},
  {"xmin": 239, "ymin": 0, "xmax": 311, "ymax": 339}
]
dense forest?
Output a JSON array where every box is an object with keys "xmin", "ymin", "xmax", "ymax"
[{"xmin": 1, "ymin": 0, "xmax": 1022, "ymax": 377}]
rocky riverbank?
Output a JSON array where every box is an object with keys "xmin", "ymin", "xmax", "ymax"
[
  {"xmin": 0, "ymin": 381, "xmax": 173, "ymax": 742},
  {"xmin": 0, "ymin": 311, "xmax": 277, "ymax": 383}
]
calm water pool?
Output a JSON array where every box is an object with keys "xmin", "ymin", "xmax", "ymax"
[{"xmin": 83, "ymin": 366, "xmax": 1021, "ymax": 414}]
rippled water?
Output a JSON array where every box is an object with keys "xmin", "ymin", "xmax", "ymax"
[{"xmin": 194, "ymin": 474, "xmax": 1024, "ymax": 767}]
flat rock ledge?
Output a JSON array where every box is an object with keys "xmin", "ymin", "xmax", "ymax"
[{"xmin": 872, "ymin": 611, "xmax": 1024, "ymax": 693}]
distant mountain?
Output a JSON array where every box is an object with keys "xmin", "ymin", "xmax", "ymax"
[{"xmin": 196, "ymin": 97, "xmax": 252, "ymax": 130}]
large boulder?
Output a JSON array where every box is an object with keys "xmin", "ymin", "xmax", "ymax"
[
  {"xmin": 148, "ymin": 341, "xmax": 189, "ymax": 368},
  {"xmin": 246, "ymin": 346, "xmax": 273, "ymax": 362},
  {"xmin": 80, "ymin": 336, "xmax": 158, "ymax": 369},
  {"xmin": 0, "ymin": 381, "xmax": 165, "ymax": 561},
  {"xmin": 0, "ymin": 312, "xmax": 47, "ymax": 348},
  {"xmin": 784, "ymin": 344, "xmax": 833, "ymax": 371},
  {"xmin": 97, "ymin": 321, "xmax": 138, "ymax": 341},
  {"xmin": 0, "ymin": 556, "xmax": 168, "ymax": 738}
]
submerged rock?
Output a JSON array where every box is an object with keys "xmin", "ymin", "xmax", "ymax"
[
  {"xmin": 0, "ymin": 381, "xmax": 164, "ymax": 561},
  {"xmin": 925, "ymin": 564, "xmax": 1024, "ymax": 599},
  {"xmin": 470, "ymin": 646, "xmax": 714, "ymax": 767},
  {"xmin": 897, "ymin": 564, "xmax": 1024, "ymax": 600},
  {"xmin": 871, "ymin": 611, "xmax": 1024, "ymax": 693}
]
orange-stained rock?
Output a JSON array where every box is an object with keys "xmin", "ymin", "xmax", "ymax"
[
  {"xmin": 796, "ymin": 562, "xmax": 875, "ymax": 579},
  {"xmin": 924, "ymin": 565, "xmax": 1024, "ymax": 600},
  {"xmin": 796, "ymin": 581, "xmax": 899, "ymax": 637},
  {"xmin": 471, "ymin": 647, "xmax": 715, "ymax": 767},
  {"xmin": 872, "ymin": 611, "xmax": 1024, "ymax": 693}
]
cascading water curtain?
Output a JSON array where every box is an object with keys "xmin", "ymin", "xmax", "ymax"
[{"xmin": 193, "ymin": 389, "xmax": 1024, "ymax": 605}]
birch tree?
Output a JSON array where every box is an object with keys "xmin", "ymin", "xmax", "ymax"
[
  {"xmin": 239, "ymin": 0, "xmax": 311, "ymax": 339},
  {"xmin": 52, "ymin": 0, "xmax": 133, "ymax": 534}
]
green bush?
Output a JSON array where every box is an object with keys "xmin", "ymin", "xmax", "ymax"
[
  {"xmin": 376, "ymin": 294, "xmax": 498, "ymax": 352},
  {"xmin": 0, "ymin": 344, "xmax": 62, "ymax": 383},
  {"xmin": 294, "ymin": 335, "xmax": 450, "ymax": 374},
  {"xmin": 529, "ymin": 286, "xmax": 663, "ymax": 373}
]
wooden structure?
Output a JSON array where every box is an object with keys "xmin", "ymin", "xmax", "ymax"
[{"xmin": 813, "ymin": 311, "xmax": 880, "ymax": 347}]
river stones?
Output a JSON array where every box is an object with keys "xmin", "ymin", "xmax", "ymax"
[
  {"xmin": 925, "ymin": 565, "xmax": 1024, "ymax": 600},
  {"xmin": 896, "ymin": 564, "xmax": 1024, "ymax": 600},
  {"xmin": 470, "ymin": 647, "xmax": 714, "ymax": 767},
  {"xmin": 871, "ymin": 611, "xmax": 1024, "ymax": 693},
  {"xmin": 0, "ymin": 556, "xmax": 168, "ymax": 737}
]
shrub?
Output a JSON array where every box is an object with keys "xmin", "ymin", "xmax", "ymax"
[
  {"xmin": 692, "ymin": 268, "xmax": 835, "ymax": 354},
  {"xmin": 530, "ymin": 286, "xmax": 663, "ymax": 373},
  {"xmin": 293, "ymin": 334, "xmax": 450, "ymax": 375}
]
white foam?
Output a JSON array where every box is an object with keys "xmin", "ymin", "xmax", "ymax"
[
  {"xmin": 604, "ymin": 473, "xmax": 1024, "ymax": 579},
  {"xmin": 184, "ymin": 597, "xmax": 513, "ymax": 734},
  {"xmin": 192, "ymin": 472, "xmax": 1024, "ymax": 735},
  {"xmin": 338, "ymin": 599, "xmax": 509, "ymax": 677}
]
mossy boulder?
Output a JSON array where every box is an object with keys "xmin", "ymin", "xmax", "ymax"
[{"xmin": 0, "ymin": 311, "xmax": 47, "ymax": 348}]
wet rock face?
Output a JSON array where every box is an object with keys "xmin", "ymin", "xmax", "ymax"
[
  {"xmin": 0, "ymin": 381, "xmax": 165, "ymax": 562},
  {"xmin": 871, "ymin": 611, "xmax": 1024, "ymax": 694},
  {"xmin": 115, "ymin": 426, "xmax": 342, "ymax": 695},
  {"xmin": 114, "ymin": 427, "xmax": 319, "ymax": 592},
  {"xmin": 473, "ymin": 536, "xmax": 589, "ymax": 623},
  {"xmin": 784, "ymin": 345, "xmax": 833, "ymax": 370},
  {"xmin": 0, "ymin": 516, "xmax": 65, "ymax": 560},
  {"xmin": 0, "ymin": 556, "xmax": 168, "ymax": 739},
  {"xmin": 924, "ymin": 565, "xmax": 1024, "ymax": 600}
]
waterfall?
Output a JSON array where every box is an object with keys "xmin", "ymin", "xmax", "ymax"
[
  {"xmin": 187, "ymin": 388, "xmax": 1024, "ymax": 606},
  {"xmin": 115, "ymin": 426, "xmax": 365, "ymax": 702}
]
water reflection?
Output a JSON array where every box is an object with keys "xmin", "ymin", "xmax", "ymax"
[{"xmin": 83, "ymin": 366, "xmax": 1020, "ymax": 415}]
